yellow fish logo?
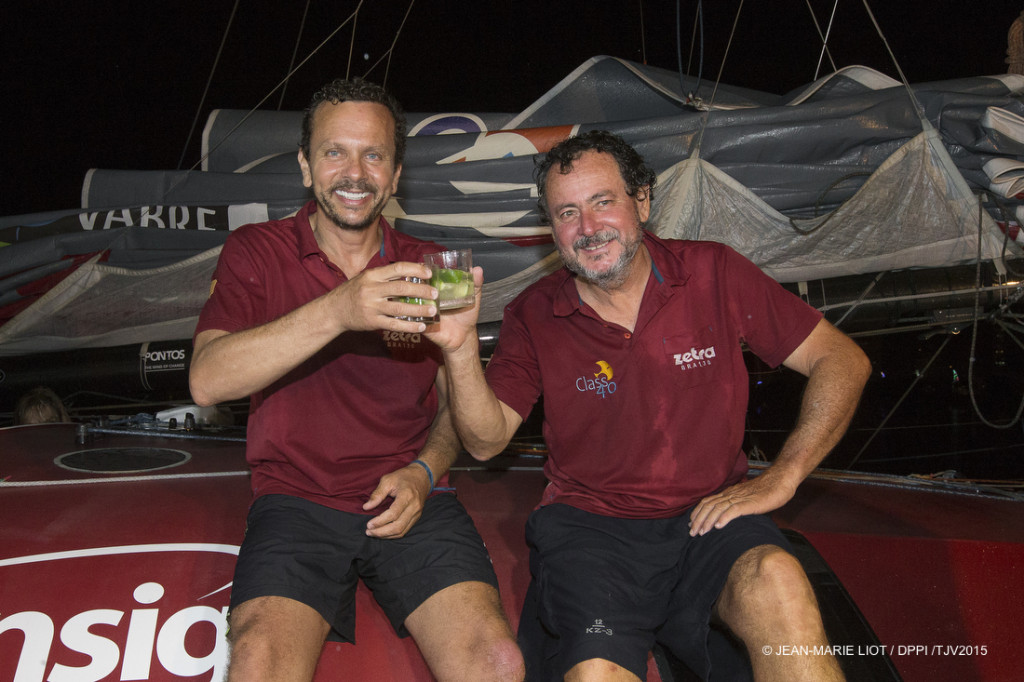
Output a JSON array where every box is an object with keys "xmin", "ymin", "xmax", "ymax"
[{"xmin": 594, "ymin": 360, "xmax": 613, "ymax": 381}]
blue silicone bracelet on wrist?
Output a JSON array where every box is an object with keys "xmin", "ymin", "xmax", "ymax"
[{"xmin": 411, "ymin": 459, "xmax": 434, "ymax": 493}]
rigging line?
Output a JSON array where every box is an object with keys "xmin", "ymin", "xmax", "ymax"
[
  {"xmin": 805, "ymin": 0, "xmax": 839, "ymax": 80},
  {"xmin": 968, "ymin": 195, "xmax": 1024, "ymax": 429},
  {"xmin": 177, "ymin": 0, "xmax": 241, "ymax": 170},
  {"xmin": 382, "ymin": 0, "xmax": 415, "ymax": 88},
  {"xmin": 993, "ymin": 317, "xmax": 1024, "ymax": 353},
  {"xmin": 988, "ymin": 191, "xmax": 1024, "ymax": 278},
  {"xmin": 638, "ymin": 0, "xmax": 647, "ymax": 64},
  {"xmin": 859, "ymin": 0, "xmax": 927, "ymax": 121},
  {"xmin": 345, "ymin": 6, "xmax": 359, "ymax": 80},
  {"xmin": 182, "ymin": 2, "xmax": 364, "ymax": 175},
  {"xmin": 789, "ymin": 171, "xmax": 872, "ymax": 235},
  {"xmin": 360, "ymin": 0, "xmax": 416, "ymax": 88},
  {"xmin": 693, "ymin": 0, "xmax": 743, "ymax": 153},
  {"xmin": 995, "ymin": 319, "xmax": 1024, "ymax": 337},
  {"xmin": 845, "ymin": 333, "xmax": 952, "ymax": 469},
  {"xmin": 685, "ymin": 0, "xmax": 701, "ymax": 78},
  {"xmin": 278, "ymin": 0, "xmax": 313, "ymax": 110},
  {"xmin": 676, "ymin": 1, "xmax": 686, "ymax": 93},
  {"xmin": 678, "ymin": 0, "xmax": 703, "ymax": 101},
  {"xmin": 832, "ymin": 270, "xmax": 886, "ymax": 329}
]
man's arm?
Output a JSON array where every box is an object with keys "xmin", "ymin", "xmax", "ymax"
[
  {"xmin": 189, "ymin": 261, "xmax": 436, "ymax": 406},
  {"xmin": 363, "ymin": 366, "xmax": 462, "ymax": 538},
  {"xmin": 426, "ymin": 267, "xmax": 523, "ymax": 460},
  {"xmin": 689, "ymin": 318, "xmax": 871, "ymax": 536}
]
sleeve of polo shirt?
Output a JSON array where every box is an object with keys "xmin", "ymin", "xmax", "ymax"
[
  {"xmin": 484, "ymin": 299, "xmax": 543, "ymax": 422},
  {"xmin": 194, "ymin": 229, "xmax": 265, "ymax": 338},
  {"xmin": 720, "ymin": 245, "xmax": 822, "ymax": 368}
]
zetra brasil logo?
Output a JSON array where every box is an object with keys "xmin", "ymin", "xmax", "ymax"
[
  {"xmin": 674, "ymin": 345, "xmax": 716, "ymax": 371},
  {"xmin": 0, "ymin": 543, "xmax": 237, "ymax": 682},
  {"xmin": 576, "ymin": 360, "xmax": 617, "ymax": 398},
  {"xmin": 382, "ymin": 330, "xmax": 422, "ymax": 350}
]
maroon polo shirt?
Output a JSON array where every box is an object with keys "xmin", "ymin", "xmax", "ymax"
[
  {"xmin": 486, "ymin": 232, "xmax": 822, "ymax": 519},
  {"xmin": 195, "ymin": 201, "xmax": 445, "ymax": 513}
]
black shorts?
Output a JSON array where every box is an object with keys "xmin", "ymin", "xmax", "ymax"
[
  {"xmin": 230, "ymin": 493, "xmax": 499, "ymax": 642},
  {"xmin": 520, "ymin": 504, "xmax": 792, "ymax": 681}
]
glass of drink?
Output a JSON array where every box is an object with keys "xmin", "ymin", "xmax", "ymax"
[
  {"xmin": 424, "ymin": 249, "xmax": 475, "ymax": 310},
  {"xmin": 393, "ymin": 275, "xmax": 436, "ymax": 323}
]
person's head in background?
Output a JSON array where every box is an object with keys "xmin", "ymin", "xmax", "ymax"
[{"xmin": 14, "ymin": 386, "xmax": 70, "ymax": 425}]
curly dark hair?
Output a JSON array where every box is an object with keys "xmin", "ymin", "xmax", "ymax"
[
  {"xmin": 299, "ymin": 77, "xmax": 407, "ymax": 167},
  {"xmin": 534, "ymin": 130, "xmax": 656, "ymax": 223}
]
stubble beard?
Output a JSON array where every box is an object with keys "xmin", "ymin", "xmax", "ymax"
[{"xmin": 315, "ymin": 180, "xmax": 385, "ymax": 232}]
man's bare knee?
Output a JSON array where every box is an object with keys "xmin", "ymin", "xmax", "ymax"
[
  {"xmin": 565, "ymin": 658, "xmax": 641, "ymax": 682},
  {"xmin": 226, "ymin": 596, "xmax": 330, "ymax": 682},
  {"xmin": 716, "ymin": 546, "xmax": 843, "ymax": 680},
  {"xmin": 717, "ymin": 545, "xmax": 820, "ymax": 636},
  {"xmin": 480, "ymin": 635, "xmax": 526, "ymax": 682},
  {"xmin": 405, "ymin": 582, "xmax": 523, "ymax": 681}
]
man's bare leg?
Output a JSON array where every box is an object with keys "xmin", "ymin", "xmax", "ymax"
[
  {"xmin": 716, "ymin": 544, "xmax": 844, "ymax": 682},
  {"xmin": 226, "ymin": 596, "xmax": 330, "ymax": 682},
  {"xmin": 404, "ymin": 580, "xmax": 524, "ymax": 682},
  {"xmin": 564, "ymin": 658, "xmax": 641, "ymax": 681}
]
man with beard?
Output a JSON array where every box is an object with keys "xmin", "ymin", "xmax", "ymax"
[
  {"xmin": 189, "ymin": 78, "xmax": 523, "ymax": 682},
  {"xmin": 428, "ymin": 131, "xmax": 870, "ymax": 681}
]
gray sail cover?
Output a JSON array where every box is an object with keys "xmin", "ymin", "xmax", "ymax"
[{"xmin": 1, "ymin": 57, "xmax": 1022, "ymax": 355}]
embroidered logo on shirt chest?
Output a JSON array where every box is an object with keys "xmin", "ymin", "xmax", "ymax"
[
  {"xmin": 575, "ymin": 360, "xmax": 617, "ymax": 399},
  {"xmin": 673, "ymin": 345, "xmax": 716, "ymax": 371},
  {"xmin": 382, "ymin": 330, "xmax": 423, "ymax": 350}
]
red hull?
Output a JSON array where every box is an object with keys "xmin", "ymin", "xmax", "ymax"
[{"xmin": 2, "ymin": 424, "xmax": 1021, "ymax": 681}]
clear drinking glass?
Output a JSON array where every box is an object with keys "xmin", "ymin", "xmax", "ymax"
[{"xmin": 424, "ymin": 249, "xmax": 475, "ymax": 310}]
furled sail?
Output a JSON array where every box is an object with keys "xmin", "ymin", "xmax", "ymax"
[{"xmin": 1, "ymin": 57, "xmax": 1022, "ymax": 356}]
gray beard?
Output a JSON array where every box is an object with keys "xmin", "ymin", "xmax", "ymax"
[{"xmin": 562, "ymin": 229, "xmax": 644, "ymax": 290}]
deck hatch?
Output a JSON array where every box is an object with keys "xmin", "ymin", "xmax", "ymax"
[{"xmin": 55, "ymin": 447, "xmax": 191, "ymax": 473}]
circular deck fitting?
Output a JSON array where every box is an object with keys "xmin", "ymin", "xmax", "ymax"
[{"xmin": 55, "ymin": 447, "xmax": 192, "ymax": 474}]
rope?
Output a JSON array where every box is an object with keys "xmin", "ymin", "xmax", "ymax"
[
  {"xmin": 860, "ymin": 0, "xmax": 927, "ymax": 122},
  {"xmin": 1, "ymin": 471, "xmax": 248, "ymax": 488},
  {"xmin": 678, "ymin": 0, "xmax": 704, "ymax": 103},
  {"xmin": 845, "ymin": 334, "xmax": 952, "ymax": 469},
  {"xmin": 693, "ymin": 0, "xmax": 744, "ymax": 155},
  {"xmin": 345, "ymin": 6, "xmax": 358, "ymax": 80},
  {"xmin": 967, "ymin": 195, "xmax": 1024, "ymax": 429},
  {"xmin": 806, "ymin": 0, "xmax": 839, "ymax": 80},
  {"xmin": 182, "ymin": 2, "xmax": 365, "ymax": 176},
  {"xmin": 832, "ymin": 271, "xmax": 885, "ymax": 329},
  {"xmin": 368, "ymin": 0, "xmax": 416, "ymax": 87},
  {"xmin": 277, "ymin": 0, "xmax": 313, "ymax": 110},
  {"xmin": 788, "ymin": 171, "xmax": 873, "ymax": 235},
  {"xmin": 177, "ymin": 0, "xmax": 241, "ymax": 170},
  {"xmin": 638, "ymin": 0, "xmax": 648, "ymax": 64}
]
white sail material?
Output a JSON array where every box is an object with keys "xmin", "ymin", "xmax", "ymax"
[
  {"xmin": 0, "ymin": 249, "xmax": 219, "ymax": 355},
  {"xmin": 651, "ymin": 126, "xmax": 1008, "ymax": 282},
  {"xmin": 0, "ymin": 244, "xmax": 557, "ymax": 356}
]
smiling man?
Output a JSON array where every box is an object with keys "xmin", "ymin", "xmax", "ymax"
[
  {"xmin": 430, "ymin": 130, "xmax": 871, "ymax": 681},
  {"xmin": 189, "ymin": 78, "xmax": 522, "ymax": 682}
]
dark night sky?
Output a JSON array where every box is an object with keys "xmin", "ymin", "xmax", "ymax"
[{"xmin": 2, "ymin": 0, "xmax": 1021, "ymax": 218}]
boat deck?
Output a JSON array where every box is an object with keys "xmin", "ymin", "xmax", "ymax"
[{"xmin": 2, "ymin": 423, "xmax": 1022, "ymax": 680}]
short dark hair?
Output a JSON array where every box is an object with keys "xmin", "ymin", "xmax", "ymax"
[
  {"xmin": 299, "ymin": 78, "xmax": 407, "ymax": 167},
  {"xmin": 534, "ymin": 130, "xmax": 657, "ymax": 223}
]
